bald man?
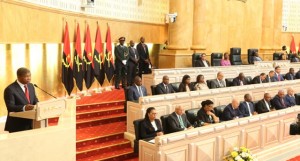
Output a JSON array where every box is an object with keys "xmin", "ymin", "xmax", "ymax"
[
  {"xmin": 155, "ymin": 76, "xmax": 175, "ymax": 95},
  {"xmin": 285, "ymin": 88, "xmax": 296, "ymax": 107},
  {"xmin": 210, "ymin": 72, "xmax": 226, "ymax": 89},
  {"xmin": 271, "ymin": 89, "xmax": 287, "ymax": 110},
  {"xmin": 167, "ymin": 106, "xmax": 193, "ymax": 133},
  {"xmin": 255, "ymin": 93, "xmax": 275, "ymax": 114},
  {"xmin": 221, "ymin": 98, "xmax": 243, "ymax": 121}
]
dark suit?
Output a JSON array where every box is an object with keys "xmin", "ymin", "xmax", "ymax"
[
  {"xmin": 252, "ymin": 76, "xmax": 267, "ymax": 84},
  {"xmin": 127, "ymin": 85, "xmax": 147, "ymax": 101},
  {"xmin": 266, "ymin": 75, "xmax": 276, "ymax": 82},
  {"xmin": 210, "ymin": 79, "xmax": 226, "ymax": 89},
  {"xmin": 195, "ymin": 60, "xmax": 210, "ymax": 67},
  {"xmin": 232, "ymin": 77, "xmax": 247, "ymax": 86},
  {"xmin": 140, "ymin": 119, "xmax": 162, "ymax": 139},
  {"xmin": 155, "ymin": 83, "xmax": 175, "ymax": 95},
  {"xmin": 167, "ymin": 112, "xmax": 191, "ymax": 133},
  {"xmin": 178, "ymin": 83, "xmax": 194, "ymax": 92},
  {"xmin": 285, "ymin": 73, "xmax": 295, "ymax": 80},
  {"xmin": 137, "ymin": 43, "xmax": 151, "ymax": 76},
  {"xmin": 239, "ymin": 101, "xmax": 255, "ymax": 117},
  {"xmin": 255, "ymin": 99, "xmax": 273, "ymax": 114},
  {"xmin": 4, "ymin": 81, "xmax": 38, "ymax": 133},
  {"xmin": 285, "ymin": 95, "xmax": 296, "ymax": 107},
  {"xmin": 273, "ymin": 73, "xmax": 284, "ymax": 81},
  {"xmin": 114, "ymin": 45, "xmax": 129, "ymax": 88},
  {"xmin": 296, "ymin": 71, "xmax": 300, "ymax": 79},
  {"xmin": 127, "ymin": 46, "xmax": 139, "ymax": 86},
  {"xmin": 271, "ymin": 95, "xmax": 287, "ymax": 110},
  {"xmin": 221, "ymin": 104, "xmax": 243, "ymax": 121}
]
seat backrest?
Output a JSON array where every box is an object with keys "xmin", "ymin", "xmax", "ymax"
[
  {"xmin": 192, "ymin": 53, "xmax": 203, "ymax": 67},
  {"xmin": 185, "ymin": 108, "xmax": 200, "ymax": 125},
  {"xmin": 245, "ymin": 76, "xmax": 252, "ymax": 84},
  {"xmin": 247, "ymin": 48, "xmax": 258, "ymax": 64},
  {"xmin": 225, "ymin": 78, "xmax": 234, "ymax": 87},
  {"xmin": 214, "ymin": 105, "xmax": 226, "ymax": 118},
  {"xmin": 230, "ymin": 48, "xmax": 242, "ymax": 65},
  {"xmin": 133, "ymin": 119, "xmax": 144, "ymax": 141},
  {"xmin": 206, "ymin": 79, "xmax": 213, "ymax": 89},
  {"xmin": 160, "ymin": 115, "xmax": 170, "ymax": 134},
  {"xmin": 273, "ymin": 52, "xmax": 282, "ymax": 60},
  {"xmin": 295, "ymin": 93, "xmax": 300, "ymax": 105},
  {"xmin": 171, "ymin": 82, "xmax": 181, "ymax": 92},
  {"xmin": 211, "ymin": 53, "xmax": 223, "ymax": 66},
  {"xmin": 151, "ymin": 85, "xmax": 156, "ymax": 95}
]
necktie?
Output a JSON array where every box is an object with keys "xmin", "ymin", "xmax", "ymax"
[
  {"xmin": 178, "ymin": 115, "xmax": 185, "ymax": 128},
  {"xmin": 165, "ymin": 85, "xmax": 169, "ymax": 93},
  {"xmin": 240, "ymin": 80, "xmax": 244, "ymax": 86},
  {"xmin": 281, "ymin": 98, "xmax": 286, "ymax": 107},
  {"xmin": 246, "ymin": 102, "xmax": 252, "ymax": 116},
  {"xmin": 24, "ymin": 85, "xmax": 30, "ymax": 103},
  {"xmin": 265, "ymin": 101, "xmax": 270, "ymax": 111},
  {"xmin": 218, "ymin": 80, "xmax": 224, "ymax": 87},
  {"xmin": 277, "ymin": 74, "xmax": 280, "ymax": 81},
  {"xmin": 139, "ymin": 86, "xmax": 143, "ymax": 97},
  {"xmin": 291, "ymin": 74, "xmax": 294, "ymax": 80}
]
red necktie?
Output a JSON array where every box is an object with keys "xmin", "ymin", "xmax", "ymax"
[
  {"xmin": 24, "ymin": 85, "xmax": 30, "ymax": 103},
  {"xmin": 277, "ymin": 74, "xmax": 280, "ymax": 81}
]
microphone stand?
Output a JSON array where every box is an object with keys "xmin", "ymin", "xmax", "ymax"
[{"xmin": 33, "ymin": 84, "xmax": 57, "ymax": 99}]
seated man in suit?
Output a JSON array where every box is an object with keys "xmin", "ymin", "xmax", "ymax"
[
  {"xmin": 291, "ymin": 54, "xmax": 300, "ymax": 62},
  {"xmin": 128, "ymin": 76, "xmax": 147, "ymax": 102},
  {"xmin": 252, "ymin": 51, "xmax": 263, "ymax": 62},
  {"xmin": 239, "ymin": 94, "xmax": 257, "ymax": 117},
  {"xmin": 210, "ymin": 72, "xmax": 226, "ymax": 89},
  {"xmin": 221, "ymin": 98, "xmax": 243, "ymax": 121},
  {"xmin": 285, "ymin": 68, "xmax": 295, "ymax": 80},
  {"xmin": 232, "ymin": 73, "xmax": 247, "ymax": 86},
  {"xmin": 255, "ymin": 93, "xmax": 275, "ymax": 114},
  {"xmin": 285, "ymin": 87, "xmax": 296, "ymax": 107},
  {"xmin": 252, "ymin": 73, "xmax": 267, "ymax": 84},
  {"xmin": 274, "ymin": 66, "xmax": 284, "ymax": 81},
  {"xmin": 140, "ymin": 107, "xmax": 163, "ymax": 139},
  {"xmin": 195, "ymin": 53, "xmax": 210, "ymax": 67},
  {"xmin": 266, "ymin": 70, "xmax": 276, "ymax": 82},
  {"xmin": 271, "ymin": 89, "xmax": 288, "ymax": 110},
  {"xmin": 167, "ymin": 106, "xmax": 193, "ymax": 133},
  {"xmin": 155, "ymin": 75, "xmax": 175, "ymax": 94}
]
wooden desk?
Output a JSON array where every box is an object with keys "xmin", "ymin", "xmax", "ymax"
[{"xmin": 139, "ymin": 106, "xmax": 300, "ymax": 161}]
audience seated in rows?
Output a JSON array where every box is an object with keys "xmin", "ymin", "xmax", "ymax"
[
  {"xmin": 274, "ymin": 66, "xmax": 284, "ymax": 81},
  {"xmin": 286, "ymin": 68, "xmax": 295, "ymax": 80},
  {"xmin": 155, "ymin": 75, "xmax": 175, "ymax": 95},
  {"xmin": 252, "ymin": 73, "xmax": 267, "ymax": 84},
  {"xmin": 232, "ymin": 73, "xmax": 247, "ymax": 86},
  {"xmin": 194, "ymin": 75, "xmax": 209, "ymax": 90},
  {"xmin": 221, "ymin": 98, "xmax": 243, "ymax": 121},
  {"xmin": 196, "ymin": 100, "xmax": 219, "ymax": 126},
  {"xmin": 210, "ymin": 72, "xmax": 226, "ymax": 89},
  {"xmin": 195, "ymin": 53, "xmax": 210, "ymax": 67},
  {"xmin": 128, "ymin": 76, "xmax": 147, "ymax": 101},
  {"xmin": 285, "ymin": 88, "xmax": 296, "ymax": 107},
  {"xmin": 220, "ymin": 53, "xmax": 231, "ymax": 66},
  {"xmin": 140, "ymin": 107, "xmax": 163, "ymax": 139},
  {"xmin": 167, "ymin": 106, "xmax": 193, "ymax": 133},
  {"xmin": 178, "ymin": 75, "xmax": 194, "ymax": 92},
  {"xmin": 239, "ymin": 94, "xmax": 257, "ymax": 117}
]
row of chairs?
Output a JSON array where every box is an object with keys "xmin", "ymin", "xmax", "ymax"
[
  {"xmin": 192, "ymin": 47, "xmax": 290, "ymax": 67},
  {"xmin": 150, "ymin": 76, "xmax": 253, "ymax": 95}
]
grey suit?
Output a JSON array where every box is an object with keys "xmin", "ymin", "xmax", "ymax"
[
  {"xmin": 210, "ymin": 79, "xmax": 226, "ymax": 89},
  {"xmin": 4, "ymin": 81, "xmax": 39, "ymax": 132},
  {"xmin": 167, "ymin": 112, "xmax": 192, "ymax": 133},
  {"xmin": 127, "ymin": 85, "xmax": 147, "ymax": 101},
  {"xmin": 127, "ymin": 46, "xmax": 139, "ymax": 86},
  {"xmin": 155, "ymin": 83, "xmax": 175, "ymax": 94},
  {"xmin": 114, "ymin": 45, "xmax": 129, "ymax": 88}
]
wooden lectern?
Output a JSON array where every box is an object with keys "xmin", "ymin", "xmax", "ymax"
[{"xmin": 9, "ymin": 98, "xmax": 67, "ymax": 129}]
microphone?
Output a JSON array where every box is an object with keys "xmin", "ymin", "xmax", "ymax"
[{"xmin": 34, "ymin": 84, "xmax": 57, "ymax": 99}]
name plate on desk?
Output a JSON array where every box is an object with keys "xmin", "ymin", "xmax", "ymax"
[{"xmin": 36, "ymin": 98, "xmax": 66, "ymax": 121}]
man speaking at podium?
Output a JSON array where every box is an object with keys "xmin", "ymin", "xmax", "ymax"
[{"xmin": 4, "ymin": 67, "xmax": 38, "ymax": 133}]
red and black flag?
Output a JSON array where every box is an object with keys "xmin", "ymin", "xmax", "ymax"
[
  {"xmin": 83, "ymin": 24, "xmax": 95, "ymax": 89},
  {"xmin": 62, "ymin": 22, "xmax": 74, "ymax": 95},
  {"xmin": 104, "ymin": 25, "xmax": 114, "ymax": 82},
  {"xmin": 93, "ymin": 25, "xmax": 105, "ymax": 86},
  {"xmin": 73, "ymin": 24, "xmax": 84, "ymax": 91}
]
